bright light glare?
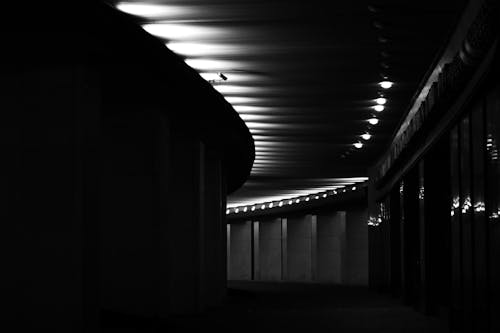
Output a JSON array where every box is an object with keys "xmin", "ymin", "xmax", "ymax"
[
  {"xmin": 373, "ymin": 105, "xmax": 385, "ymax": 112},
  {"xmin": 167, "ymin": 42, "xmax": 242, "ymax": 57},
  {"xmin": 376, "ymin": 97, "xmax": 387, "ymax": 105},
  {"xmin": 232, "ymin": 105, "xmax": 270, "ymax": 113},
  {"xmin": 368, "ymin": 118, "xmax": 379, "ymax": 125},
  {"xmin": 240, "ymin": 114, "xmax": 272, "ymax": 121},
  {"xmin": 200, "ymin": 72, "xmax": 259, "ymax": 83},
  {"xmin": 214, "ymin": 85, "xmax": 258, "ymax": 94},
  {"xmin": 185, "ymin": 58, "xmax": 236, "ymax": 71},
  {"xmin": 142, "ymin": 23, "xmax": 223, "ymax": 40},
  {"xmin": 354, "ymin": 142, "xmax": 363, "ymax": 149},
  {"xmin": 225, "ymin": 97, "xmax": 261, "ymax": 104},
  {"xmin": 379, "ymin": 81, "xmax": 394, "ymax": 89},
  {"xmin": 361, "ymin": 133, "xmax": 372, "ymax": 140},
  {"xmin": 117, "ymin": 2, "xmax": 189, "ymax": 18}
]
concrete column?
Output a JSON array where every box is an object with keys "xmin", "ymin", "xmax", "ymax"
[
  {"xmin": 166, "ymin": 138, "xmax": 205, "ymax": 314},
  {"xmin": 259, "ymin": 218, "xmax": 282, "ymax": 281},
  {"xmin": 253, "ymin": 221, "xmax": 260, "ymax": 280},
  {"xmin": 317, "ymin": 212, "xmax": 346, "ymax": 283},
  {"xmin": 288, "ymin": 215, "xmax": 314, "ymax": 281},
  {"xmin": 346, "ymin": 207, "xmax": 369, "ymax": 285},
  {"xmin": 203, "ymin": 153, "xmax": 225, "ymax": 307},
  {"xmin": 227, "ymin": 224, "xmax": 231, "ymax": 278},
  {"xmin": 281, "ymin": 218, "xmax": 288, "ymax": 280},
  {"xmin": 228, "ymin": 221, "xmax": 252, "ymax": 280}
]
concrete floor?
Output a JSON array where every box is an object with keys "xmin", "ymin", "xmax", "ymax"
[{"xmin": 102, "ymin": 281, "xmax": 448, "ymax": 332}]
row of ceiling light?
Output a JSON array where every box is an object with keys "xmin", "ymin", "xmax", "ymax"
[
  {"xmin": 352, "ymin": 80, "xmax": 393, "ymax": 151},
  {"xmin": 226, "ymin": 183, "xmax": 363, "ymax": 215}
]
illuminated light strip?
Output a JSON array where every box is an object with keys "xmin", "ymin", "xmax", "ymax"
[
  {"xmin": 117, "ymin": 2, "xmax": 192, "ymax": 18},
  {"xmin": 226, "ymin": 182, "xmax": 367, "ymax": 214}
]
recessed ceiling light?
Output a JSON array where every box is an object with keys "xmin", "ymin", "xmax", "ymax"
[
  {"xmin": 269, "ymin": 203, "xmax": 274, "ymax": 208},
  {"xmin": 226, "ymin": 209, "xmax": 230, "ymax": 214},
  {"xmin": 368, "ymin": 118, "xmax": 379, "ymax": 125},
  {"xmin": 361, "ymin": 133, "xmax": 372, "ymax": 140},
  {"xmin": 296, "ymin": 199, "xmax": 300, "ymax": 203},
  {"xmin": 185, "ymin": 58, "xmax": 236, "ymax": 71},
  {"xmin": 243, "ymin": 207, "xmax": 248, "ymax": 212},
  {"xmin": 235, "ymin": 208, "xmax": 239, "ymax": 213},
  {"xmin": 373, "ymin": 105, "xmax": 385, "ymax": 112},
  {"xmin": 289, "ymin": 200, "xmax": 293, "ymax": 205},
  {"xmin": 261, "ymin": 204, "xmax": 266, "ymax": 210},
  {"xmin": 279, "ymin": 201, "xmax": 284, "ymax": 207},
  {"xmin": 167, "ymin": 42, "xmax": 241, "ymax": 57},
  {"xmin": 375, "ymin": 97, "xmax": 387, "ymax": 105},
  {"xmin": 251, "ymin": 206, "xmax": 256, "ymax": 211},
  {"xmin": 142, "ymin": 23, "xmax": 224, "ymax": 40},
  {"xmin": 305, "ymin": 197, "xmax": 310, "ymax": 201},
  {"xmin": 379, "ymin": 81, "xmax": 394, "ymax": 89},
  {"xmin": 354, "ymin": 142, "xmax": 363, "ymax": 149},
  {"xmin": 117, "ymin": 3, "xmax": 189, "ymax": 18}
]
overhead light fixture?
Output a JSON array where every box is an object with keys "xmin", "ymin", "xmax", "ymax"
[
  {"xmin": 142, "ymin": 23, "xmax": 223, "ymax": 40},
  {"xmin": 279, "ymin": 201, "xmax": 284, "ymax": 207},
  {"xmin": 373, "ymin": 105, "xmax": 385, "ymax": 112},
  {"xmin": 117, "ymin": 3, "xmax": 189, "ymax": 18},
  {"xmin": 269, "ymin": 203, "xmax": 274, "ymax": 208},
  {"xmin": 261, "ymin": 204, "xmax": 266, "ymax": 210},
  {"xmin": 322, "ymin": 194, "xmax": 327, "ymax": 198},
  {"xmin": 289, "ymin": 200, "xmax": 293, "ymax": 205},
  {"xmin": 226, "ymin": 209, "xmax": 230, "ymax": 214},
  {"xmin": 235, "ymin": 208, "xmax": 239, "ymax": 213},
  {"xmin": 296, "ymin": 199, "xmax": 300, "ymax": 203},
  {"xmin": 368, "ymin": 118, "xmax": 379, "ymax": 125},
  {"xmin": 251, "ymin": 206, "xmax": 256, "ymax": 211},
  {"xmin": 305, "ymin": 197, "xmax": 310, "ymax": 202},
  {"xmin": 361, "ymin": 133, "xmax": 372, "ymax": 140},
  {"xmin": 354, "ymin": 142, "xmax": 363, "ymax": 149},
  {"xmin": 376, "ymin": 97, "xmax": 387, "ymax": 105},
  {"xmin": 243, "ymin": 207, "xmax": 248, "ymax": 212},
  {"xmin": 379, "ymin": 81, "xmax": 394, "ymax": 89},
  {"xmin": 185, "ymin": 58, "xmax": 236, "ymax": 71}
]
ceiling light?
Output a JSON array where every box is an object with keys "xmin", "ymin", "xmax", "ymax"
[
  {"xmin": 373, "ymin": 105, "xmax": 385, "ymax": 112},
  {"xmin": 226, "ymin": 209, "xmax": 230, "ymax": 214},
  {"xmin": 354, "ymin": 142, "xmax": 363, "ymax": 149},
  {"xmin": 289, "ymin": 200, "xmax": 293, "ymax": 205},
  {"xmin": 251, "ymin": 206, "xmax": 256, "ymax": 211},
  {"xmin": 322, "ymin": 194, "xmax": 327, "ymax": 198},
  {"xmin": 214, "ymin": 85, "xmax": 257, "ymax": 94},
  {"xmin": 185, "ymin": 58, "xmax": 236, "ymax": 71},
  {"xmin": 261, "ymin": 205, "xmax": 266, "ymax": 210},
  {"xmin": 376, "ymin": 97, "xmax": 387, "ymax": 105},
  {"xmin": 361, "ymin": 133, "xmax": 372, "ymax": 140},
  {"xmin": 117, "ymin": 3, "xmax": 189, "ymax": 18},
  {"xmin": 296, "ymin": 199, "xmax": 300, "ymax": 203},
  {"xmin": 269, "ymin": 203, "xmax": 274, "ymax": 208},
  {"xmin": 379, "ymin": 81, "xmax": 394, "ymax": 89},
  {"xmin": 305, "ymin": 197, "xmax": 310, "ymax": 201},
  {"xmin": 225, "ymin": 97, "xmax": 260, "ymax": 104},
  {"xmin": 315, "ymin": 196, "xmax": 319, "ymax": 199},
  {"xmin": 142, "ymin": 23, "xmax": 223, "ymax": 40},
  {"xmin": 167, "ymin": 42, "xmax": 242, "ymax": 57},
  {"xmin": 352, "ymin": 186, "xmax": 357, "ymax": 190},
  {"xmin": 368, "ymin": 118, "xmax": 379, "ymax": 125},
  {"xmin": 243, "ymin": 207, "xmax": 248, "ymax": 212},
  {"xmin": 235, "ymin": 208, "xmax": 239, "ymax": 213}
]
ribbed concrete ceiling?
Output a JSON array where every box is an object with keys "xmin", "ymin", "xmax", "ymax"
[{"xmin": 110, "ymin": 0, "xmax": 466, "ymax": 207}]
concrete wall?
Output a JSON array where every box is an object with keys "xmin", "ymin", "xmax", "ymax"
[
  {"xmin": 346, "ymin": 207, "xmax": 369, "ymax": 285},
  {"xmin": 317, "ymin": 212, "xmax": 346, "ymax": 283},
  {"xmin": 228, "ymin": 221, "xmax": 252, "ymax": 280},
  {"xmin": 287, "ymin": 215, "xmax": 314, "ymax": 281},
  {"xmin": 258, "ymin": 218, "xmax": 282, "ymax": 281},
  {"xmin": 227, "ymin": 208, "xmax": 369, "ymax": 285}
]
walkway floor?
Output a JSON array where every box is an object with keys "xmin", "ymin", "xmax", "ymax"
[{"xmin": 103, "ymin": 281, "xmax": 449, "ymax": 332}]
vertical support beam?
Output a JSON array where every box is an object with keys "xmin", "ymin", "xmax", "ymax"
[
  {"xmin": 228, "ymin": 221, "xmax": 252, "ymax": 280},
  {"xmin": 281, "ymin": 218, "xmax": 288, "ymax": 281},
  {"xmin": 226, "ymin": 224, "xmax": 231, "ymax": 280},
  {"xmin": 418, "ymin": 160, "xmax": 427, "ymax": 313},
  {"xmin": 168, "ymin": 138, "xmax": 205, "ymax": 314},
  {"xmin": 310, "ymin": 215, "xmax": 318, "ymax": 281},
  {"xmin": 253, "ymin": 221, "xmax": 260, "ymax": 280}
]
